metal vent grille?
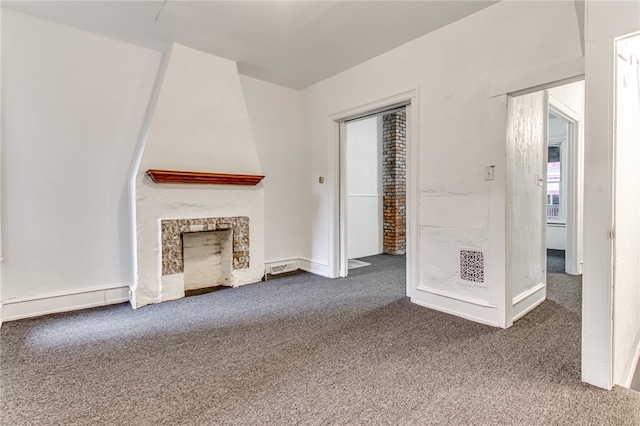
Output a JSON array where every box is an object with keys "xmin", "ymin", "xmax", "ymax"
[
  {"xmin": 460, "ymin": 250, "xmax": 484, "ymax": 284},
  {"xmin": 268, "ymin": 261, "xmax": 297, "ymax": 275}
]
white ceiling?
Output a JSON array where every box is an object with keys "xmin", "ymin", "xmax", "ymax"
[{"xmin": 3, "ymin": 0, "xmax": 500, "ymax": 89}]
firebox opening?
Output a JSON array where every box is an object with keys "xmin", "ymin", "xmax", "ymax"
[{"xmin": 182, "ymin": 229, "xmax": 233, "ymax": 291}]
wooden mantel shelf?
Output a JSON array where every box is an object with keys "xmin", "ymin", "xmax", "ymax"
[{"xmin": 146, "ymin": 169, "xmax": 265, "ymax": 186}]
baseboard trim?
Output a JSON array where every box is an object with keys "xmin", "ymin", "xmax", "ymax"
[
  {"xmin": 264, "ymin": 257, "xmax": 301, "ymax": 265},
  {"xmin": 512, "ymin": 282, "xmax": 546, "ymax": 322},
  {"xmin": 416, "ymin": 285, "xmax": 497, "ymax": 308},
  {"xmin": 411, "ymin": 298, "xmax": 501, "ymax": 328},
  {"xmin": 298, "ymin": 258, "xmax": 332, "ymax": 278},
  {"xmin": 1, "ymin": 283, "xmax": 130, "ymax": 322}
]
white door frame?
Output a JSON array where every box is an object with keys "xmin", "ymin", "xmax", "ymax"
[
  {"xmin": 328, "ymin": 89, "xmax": 419, "ymax": 297},
  {"xmin": 548, "ymin": 95, "xmax": 583, "ymax": 275}
]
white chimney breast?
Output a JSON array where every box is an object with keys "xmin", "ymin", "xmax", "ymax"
[
  {"xmin": 132, "ymin": 43, "xmax": 265, "ymax": 308},
  {"xmin": 140, "ymin": 43, "xmax": 262, "ymax": 174}
]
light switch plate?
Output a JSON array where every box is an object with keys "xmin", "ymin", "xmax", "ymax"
[{"xmin": 484, "ymin": 165, "xmax": 495, "ymax": 181}]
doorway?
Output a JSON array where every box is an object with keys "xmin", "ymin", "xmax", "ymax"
[
  {"xmin": 506, "ymin": 79, "xmax": 584, "ymax": 323},
  {"xmin": 328, "ymin": 90, "xmax": 419, "ymax": 298},
  {"xmin": 344, "ymin": 108, "xmax": 407, "ymax": 270},
  {"xmin": 547, "ymin": 89, "xmax": 584, "ymax": 277}
]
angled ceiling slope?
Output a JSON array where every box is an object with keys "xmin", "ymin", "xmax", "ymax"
[{"xmin": 3, "ymin": 0, "xmax": 500, "ymax": 89}]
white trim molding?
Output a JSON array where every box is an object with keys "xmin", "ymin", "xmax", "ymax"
[
  {"xmin": 297, "ymin": 258, "xmax": 332, "ymax": 278},
  {"xmin": 416, "ymin": 285, "xmax": 497, "ymax": 309},
  {"xmin": 411, "ymin": 298, "xmax": 500, "ymax": 328},
  {"xmin": 1, "ymin": 283, "xmax": 130, "ymax": 322},
  {"xmin": 413, "ymin": 285, "xmax": 500, "ymax": 328},
  {"xmin": 512, "ymin": 282, "xmax": 546, "ymax": 322}
]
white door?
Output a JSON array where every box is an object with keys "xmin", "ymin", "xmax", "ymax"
[
  {"xmin": 345, "ymin": 116, "xmax": 384, "ymax": 260},
  {"xmin": 506, "ymin": 90, "xmax": 548, "ymax": 323},
  {"xmin": 612, "ymin": 34, "xmax": 640, "ymax": 387}
]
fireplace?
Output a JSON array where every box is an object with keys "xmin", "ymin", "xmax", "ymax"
[
  {"xmin": 160, "ymin": 217, "xmax": 250, "ymax": 293},
  {"xmin": 131, "ymin": 33, "xmax": 266, "ymax": 310}
]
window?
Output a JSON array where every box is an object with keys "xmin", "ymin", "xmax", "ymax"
[{"xmin": 547, "ymin": 144, "xmax": 561, "ymax": 220}]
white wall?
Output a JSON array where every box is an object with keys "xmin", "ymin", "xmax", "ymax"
[
  {"xmin": 547, "ymin": 224, "xmax": 567, "ymax": 251},
  {"xmin": 1, "ymin": 9, "xmax": 161, "ymax": 321},
  {"xmin": 582, "ymin": 0, "xmax": 640, "ymax": 389},
  {"xmin": 0, "ymin": 12, "xmax": 302, "ymax": 319},
  {"xmin": 133, "ymin": 44, "xmax": 264, "ymax": 308},
  {"xmin": 300, "ymin": 1, "xmax": 582, "ymax": 327},
  {"xmin": 239, "ymin": 75, "xmax": 302, "ymax": 265},
  {"xmin": 346, "ymin": 116, "xmax": 383, "ymax": 259},
  {"xmin": 548, "ymin": 81, "xmax": 585, "ymax": 117},
  {"xmin": 613, "ymin": 34, "xmax": 640, "ymax": 388}
]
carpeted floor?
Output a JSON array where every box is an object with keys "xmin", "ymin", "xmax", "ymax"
[
  {"xmin": 546, "ymin": 249, "xmax": 582, "ymax": 315},
  {"xmin": 547, "ymin": 249, "xmax": 567, "ymax": 274},
  {"xmin": 1, "ymin": 254, "xmax": 639, "ymax": 425}
]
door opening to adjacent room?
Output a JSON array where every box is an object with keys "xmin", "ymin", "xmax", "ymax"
[
  {"xmin": 330, "ymin": 91, "xmax": 418, "ymax": 299},
  {"xmin": 547, "ymin": 92, "xmax": 583, "ymax": 277},
  {"xmin": 343, "ymin": 108, "xmax": 407, "ymax": 275},
  {"xmin": 506, "ymin": 79, "xmax": 584, "ymax": 325},
  {"xmin": 545, "ymin": 90, "xmax": 583, "ymax": 318}
]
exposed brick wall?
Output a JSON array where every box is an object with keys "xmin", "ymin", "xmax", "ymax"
[{"xmin": 382, "ymin": 111, "xmax": 406, "ymax": 255}]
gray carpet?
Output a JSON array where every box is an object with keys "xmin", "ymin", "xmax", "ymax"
[
  {"xmin": 547, "ymin": 249, "xmax": 567, "ymax": 274},
  {"xmin": 2, "ymin": 254, "xmax": 639, "ymax": 425},
  {"xmin": 546, "ymin": 249, "xmax": 582, "ymax": 315}
]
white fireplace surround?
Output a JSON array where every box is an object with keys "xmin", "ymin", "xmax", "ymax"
[{"xmin": 131, "ymin": 186, "xmax": 266, "ymax": 309}]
